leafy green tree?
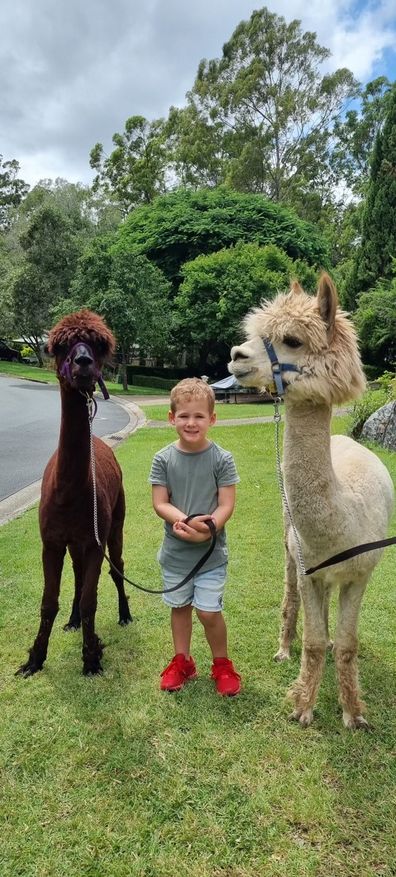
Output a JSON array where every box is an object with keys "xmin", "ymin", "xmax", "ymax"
[
  {"xmin": 174, "ymin": 242, "xmax": 317, "ymax": 371},
  {"xmin": 347, "ymin": 85, "xmax": 396, "ymax": 307},
  {"xmin": 117, "ymin": 187, "xmax": 329, "ymax": 290},
  {"xmin": 167, "ymin": 104, "xmax": 228, "ymax": 189},
  {"xmin": 90, "ymin": 116, "xmax": 168, "ymax": 215},
  {"xmin": 332, "ymin": 77, "xmax": 392, "ymax": 197},
  {"xmin": 0, "ymin": 155, "xmax": 29, "ymax": 230},
  {"xmin": 354, "ymin": 271, "xmax": 396, "ymax": 371},
  {"xmin": 181, "ymin": 7, "xmax": 357, "ymax": 217},
  {"xmin": 68, "ymin": 240, "xmax": 172, "ymax": 389},
  {"xmin": 10, "ymin": 202, "xmax": 86, "ymax": 363},
  {"xmin": 11, "ymin": 265, "xmax": 53, "ymax": 365},
  {"xmin": 3, "ymin": 179, "xmax": 121, "ymax": 361},
  {"xmin": 13, "ymin": 178, "xmax": 120, "ymax": 237}
]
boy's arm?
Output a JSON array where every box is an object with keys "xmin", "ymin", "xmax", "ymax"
[
  {"xmin": 211, "ymin": 484, "xmax": 236, "ymax": 531},
  {"xmin": 152, "ymin": 484, "xmax": 186, "ymax": 526}
]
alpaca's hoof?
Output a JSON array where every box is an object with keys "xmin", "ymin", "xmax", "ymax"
[
  {"xmin": 289, "ymin": 708, "xmax": 314, "ymax": 728},
  {"xmin": 118, "ymin": 614, "xmax": 133, "ymax": 626},
  {"xmin": 63, "ymin": 621, "xmax": 81, "ymax": 632},
  {"xmin": 83, "ymin": 663, "xmax": 103, "ymax": 676},
  {"xmin": 343, "ymin": 712, "xmax": 371, "ymax": 731},
  {"xmin": 274, "ymin": 647, "xmax": 290, "ymax": 662},
  {"xmin": 15, "ymin": 661, "xmax": 43, "ymax": 678}
]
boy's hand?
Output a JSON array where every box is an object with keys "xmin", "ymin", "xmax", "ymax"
[
  {"xmin": 173, "ymin": 517, "xmax": 213, "ymax": 542},
  {"xmin": 187, "ymin": 514, "xmax": 215, "ymax": 535}
]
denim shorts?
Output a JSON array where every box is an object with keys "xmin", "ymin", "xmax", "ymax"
[{"xmin": 161, "ymin": 563, "xmax": 227, "ymax": 612}]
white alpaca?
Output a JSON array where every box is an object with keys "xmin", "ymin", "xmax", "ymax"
[{"xmin": 229, "ymin": 274, "xmax": 394, "ymax": 729}]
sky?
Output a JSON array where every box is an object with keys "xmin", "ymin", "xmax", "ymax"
[{"xmin": 1, "ymin": 0, "xmax": 396, "ymax": 187}]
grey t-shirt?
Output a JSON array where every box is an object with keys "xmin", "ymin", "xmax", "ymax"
[{"xmin": 149, "ymin": 441, "xmax": 240, "ymax": 573}]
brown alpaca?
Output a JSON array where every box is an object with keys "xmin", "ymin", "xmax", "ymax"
[
  {"xmin": 229, "ymin": 274, "xmax": 394, "ymax": 729},
  {"xmin": 17, "ymin": 310, "xmax": 132, "ymax": 677}
]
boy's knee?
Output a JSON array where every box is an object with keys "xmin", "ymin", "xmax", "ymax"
[
  {"xmin": 196, "ymin": 608, "xmax": 221, "ymax": 627},
  {"xmin": 171, "ymin": 604, "xmax": 193, "ymax": 615}
]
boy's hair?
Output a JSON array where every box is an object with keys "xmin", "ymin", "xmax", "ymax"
[{"xmin": 170, "ymin": 378, "xmax": 215, "ymax": 415}]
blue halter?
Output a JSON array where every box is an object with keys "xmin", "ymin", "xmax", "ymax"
[{"xmin": 262, "ymin": 337, "xmax": 301, "ymax": 397}]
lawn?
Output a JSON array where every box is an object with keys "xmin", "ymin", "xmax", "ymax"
[
  {"xmin": 0, "ymin": 361, "xmax": 169, "ymax": 396},
  {"xmin": 0, "ymin": 418, "xmax": 395, "ymax": 876}
]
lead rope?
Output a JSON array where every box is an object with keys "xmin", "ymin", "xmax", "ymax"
[
  {"xmin": 273, "ymin": 397, "xmax": 306, "ymax": 576},
  {"xmin": 86, "ymin": 394, "xmax": 102, "ymax": 549}
]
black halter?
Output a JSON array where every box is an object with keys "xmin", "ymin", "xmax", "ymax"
[{"xmin": 263, "ymin": 337, "xmax": 301, "ymax": 396}]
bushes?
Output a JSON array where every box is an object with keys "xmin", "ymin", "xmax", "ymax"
[
  {"xmin": 347, "ymin": 389, "xmax": 389, "ymax": 438},
  {"xmin": 121, "ymin": 373, "xmax": 178, "ymax": 390}
]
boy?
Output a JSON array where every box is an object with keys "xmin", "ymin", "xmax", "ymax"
[{"xmin": 149, "ymin": 378, "xmax": 241, "ymax": 696}]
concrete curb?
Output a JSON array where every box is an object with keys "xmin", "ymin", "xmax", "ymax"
[{"xmin": 0, "ymin": 395, "xmax": 147, "ymax": 527}]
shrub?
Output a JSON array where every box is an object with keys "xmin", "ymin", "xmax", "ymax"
[
  {"xmin": 347, "ymin": 389, "xmax": 389, "ymax": 438},
  {"xmin": 123, "ymin": 374, "xmax": 177, "ymax": 390},
  {"xmin": 376, "ymin": 370, "xmax": 396, "ymax": 398}
]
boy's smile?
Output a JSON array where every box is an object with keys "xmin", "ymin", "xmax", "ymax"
[{"xmin": 169, "ymin": 398, "xmax": 216, "ymax": 452}]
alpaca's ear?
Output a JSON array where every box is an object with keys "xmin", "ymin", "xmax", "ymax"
[
  {"xmin": 290, "ymin": 280, "xmax": 303, "ymax": 295},
  {"xmin": 317, "ymin": 273, "xmax": 338, "ymax": 337}
]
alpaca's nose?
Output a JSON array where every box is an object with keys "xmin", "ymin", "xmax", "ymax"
[
  {"xmin": 74, "ymin": 345, "xmax": 93, "ymax": 367},
  {"xmin": 230, "ymin": 346, "xmax": 249, "ymax": 361}
]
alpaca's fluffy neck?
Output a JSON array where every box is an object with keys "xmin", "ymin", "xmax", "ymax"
[
  {"xmin": 56, "ymin": 386, "xmax": 92, "ymax": 492},
  {"xmin": 283, "ymin": 401, "xmax": 337, "ymax": 538}
]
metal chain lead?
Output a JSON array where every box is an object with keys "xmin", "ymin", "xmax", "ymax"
[
  {"xmin": 85, "ymin": 394, "xmax": 102, "ymax": 549},
  {"xmin": 273, "ymin": 398, "xmax": 306, "ymax": 576}
]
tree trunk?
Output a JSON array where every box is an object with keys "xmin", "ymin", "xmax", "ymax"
[{"xmin": 121, "ymin": 349, "xmax": 128, "ymax": 392}]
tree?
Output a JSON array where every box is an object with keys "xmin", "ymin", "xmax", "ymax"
[
  {"xmin": 90, "ymin": 116, "xmax": 169, "ymax": 215},
  {"xmin": 10, "ymin": 202, "xmax": 87, "ymax": 363},
  {"xmin": 354, "ymin": 271, "xmax": 396, "ymax": 371},
  {"xmin": 69, "ymin": 240, "xmax": 172, "ymax": 389},
  {"xmin": 173, "ymin": 242, "xmax": 317, "ymax": 371},
  {"xmin": 167, "ymin": 104, "xmax": 228, "ymax": 189},
  {"xmin": 180, "ymin": 7, "xmax": 357, "ymax": 217},
  {"xmin": 0, "ymin": 155, "xmax": 29, "ymax": 230},
  {"xmin": 3, "ymin": 179, "xmax": 121, "ymax": 361},
  {"xmin": 117, "ymin": 187, "xmax": 329, "ymax": 290},
  {"xmin": 347, "ymin": 85, "xmax": 396, "ymax": 307},
  {"xmin": 332, "ymin": 77, "xmax": 392, "ymax": 197}
]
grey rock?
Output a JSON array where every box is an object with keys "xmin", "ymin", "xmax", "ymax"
[{"xmin": 361, "ymin": 401, "xmax": 396, "ymax": 450}]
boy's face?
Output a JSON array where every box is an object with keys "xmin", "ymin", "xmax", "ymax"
[{"xmin": 169, "ymin": 396, "xmax": 216, "ymax": 451}]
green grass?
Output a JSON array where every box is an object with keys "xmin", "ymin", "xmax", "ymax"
[
  {"xmin": 0, "ymin": 418, "xmax": 395, "ymax": 876},
  {"xmin": 0, "ymin": 361, "xmax": 169, "ymax": 396}
]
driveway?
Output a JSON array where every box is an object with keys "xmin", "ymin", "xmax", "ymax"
[{"xmin": 0, "ymin": 376, "xmax": 144, "ymax": 522}]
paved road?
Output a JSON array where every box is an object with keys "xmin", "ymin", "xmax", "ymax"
[{"xmin": 0, "ymin": 375, "xmax": 130, "ymax": 502}]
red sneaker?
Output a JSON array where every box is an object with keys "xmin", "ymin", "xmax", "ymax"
[
  {"xmin": 211, "ymin": 658, "xmax": 241, "ymax": 696},
  {"xmin": 160, "ymin": 654, "xmax": 197, "ymax": 692}
]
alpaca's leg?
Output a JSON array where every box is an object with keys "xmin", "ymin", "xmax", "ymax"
[
  {"xmin": 80, "ymin": 547, "xmax": 105, "ymax": 675},
  {"xmin": 334, "ymin": 579, "xmax": 369, "ymax": 730},
  {"xmin": 63, "ymin": 547, "xmax": 84, "ymax": 631},
  {"xmin": 107, "ymin": 488, "xmax": 132, "ymax": 626},
  {"xmin": 16, "ymin": 545, "xmax": 66, "ymax": 676},
  {"xmin": 274, "ymin": 537, "xmax": 300, "ymax": 661},
  {"xmin": 288, "ymin": 577, "xmax": 328, "ymax": 727}
]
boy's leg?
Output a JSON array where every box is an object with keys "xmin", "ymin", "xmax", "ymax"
[
  {"xmin": 171, "ymin": 604, "xmax": 193, "ymax": 657},
  {"xmin": 193, "ymin": 565, "xmax": 241, "ymax": 695},
  {"xmin": 160, "ymin": 570, "xmax": 196, "ymax": 691},
  {"xmin": 195, "ymin": 609, "xmax": 227, "ymax": 658}
]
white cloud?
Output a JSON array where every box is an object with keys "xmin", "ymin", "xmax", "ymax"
[{"xmin": 1, "ymin": 0, "xmax": 395, "ymax": 186}]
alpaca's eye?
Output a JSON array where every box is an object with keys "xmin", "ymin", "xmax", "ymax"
[{"xmin": 283, "ymin": 335, "xmax": 302, "ymax": 348}]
